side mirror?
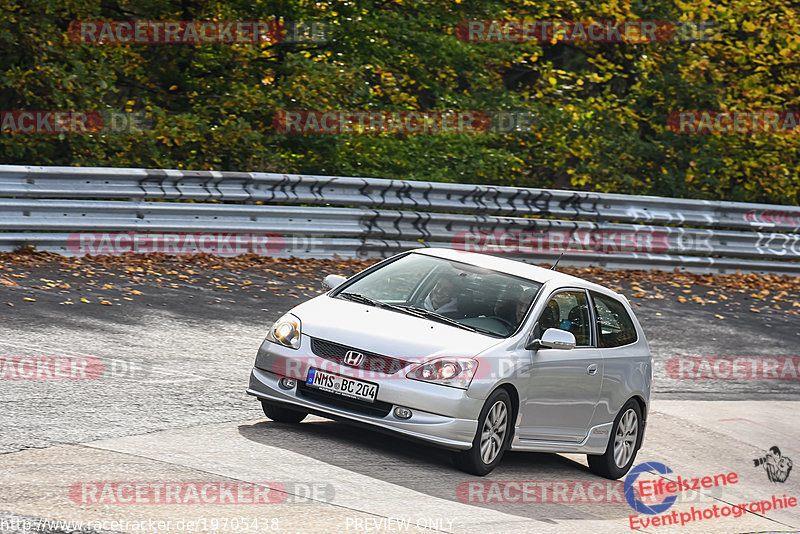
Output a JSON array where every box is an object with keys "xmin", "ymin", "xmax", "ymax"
[
  {"xmin": 322, "ymin": 274, "xmax": 347, "ymax": 290},
  {"xmin": 525, "ymin": 328, "xmax": 576, "ymax": 350}
]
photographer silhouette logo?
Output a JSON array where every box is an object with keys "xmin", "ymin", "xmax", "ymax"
[{"xmin": 753, "ymin": 446, "xmax": 793, "ymax": 483}]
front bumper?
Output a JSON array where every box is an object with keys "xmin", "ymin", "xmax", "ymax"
[{"xmin": 246, "ymin": 339, "xmax": 481, "ymax": 450}]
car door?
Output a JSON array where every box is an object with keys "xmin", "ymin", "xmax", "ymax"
[
  {"xmin": 518, "ymin": 288, "xmax": 604, "ymax": 443},
  {"xmin": 590, "ymin": 291, "xmax": 650, "ymax": 424}
]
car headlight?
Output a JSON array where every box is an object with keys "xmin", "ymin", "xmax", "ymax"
[
  {"xmin": 406, "ymin": 357, "xmax": 478, "ymax": 389},
  {"xmin": 266, "ymin": 313, "xmax": 302, "ymax": 349}
]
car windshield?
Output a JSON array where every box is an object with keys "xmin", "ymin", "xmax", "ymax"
[{"xmin": 335, "ymin": 253, "xmax": 542, "ymax": 337}]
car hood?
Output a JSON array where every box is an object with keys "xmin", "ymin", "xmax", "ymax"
[{"xmin": 290, "ymin": 295, "xmax": 503, "ymax": 360}]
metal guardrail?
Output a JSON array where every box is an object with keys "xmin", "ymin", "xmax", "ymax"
[{"xmin": 0, "ymin": 165, "xmax": 798, "ymax": 275}]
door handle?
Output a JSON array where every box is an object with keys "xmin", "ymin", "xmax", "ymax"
[{"xmin": 587, "ymin": 363, "xmax": 598, "ymax": 375}]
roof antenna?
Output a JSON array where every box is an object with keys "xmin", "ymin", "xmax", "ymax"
[{"xmin": 550, "ymin": 252, "xmax": 565, "ymax": 271}]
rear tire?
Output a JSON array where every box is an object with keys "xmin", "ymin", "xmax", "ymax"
[
  {"xmin": 587, "ymin": 399, "xmax": 642, "ymax": 479},
  {"xmin": 261, "ymin": 400, "xmax": 307, "ymax": 424},
  {"xmin": 453, "ymin": 389, "xmax": 512, "ymax": 476}
]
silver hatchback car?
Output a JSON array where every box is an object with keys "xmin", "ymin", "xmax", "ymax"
[{"xmin": 247, "ymin": 248, "xmax": 652, "ymax": 478}]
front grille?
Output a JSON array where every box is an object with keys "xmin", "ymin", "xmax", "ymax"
[
  {"xmin": 297, "ymin": 381, "xmax": 392, "ymax": 417},
  {"xmin": 310, "ymin": 338, "xmax": 409, "ymax": 374}
]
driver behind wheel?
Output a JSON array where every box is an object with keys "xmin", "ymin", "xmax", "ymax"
[{"xmin": 423, "ymin": 276, "xmax": 459, "ymax": 314}]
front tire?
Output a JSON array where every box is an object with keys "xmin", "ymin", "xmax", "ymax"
[
  {"xmin": 587, "ymin": 399, "xmax": 642, "ymax": 479},
  {"xmin": 261, "ymin": 400, "xmax": 307, "ymax": 424},
  {"xmin": 453, "ymin": 389, "xmax": 512, "ymax": 476}
]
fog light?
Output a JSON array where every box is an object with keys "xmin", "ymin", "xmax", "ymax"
[
  {"xmin": 394, "ymin": 407, "xmax": 412, "ymax": 419},
  {"xmin": 279, "ymin": 378, "xmax": 297, "ymax": 390}
]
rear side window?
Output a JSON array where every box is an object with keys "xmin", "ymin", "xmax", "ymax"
[{"xmin": 591, "ymin": 292, "xmax": 638, "ymax": 348}]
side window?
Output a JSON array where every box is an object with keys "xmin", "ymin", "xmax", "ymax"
[
  {"xmin": 537, "ymin": 291, "xmax": 592, "ymax": 347},
  {"xmin": 591, "ymin": 292, "xmax": 638, "ymax": 348}
]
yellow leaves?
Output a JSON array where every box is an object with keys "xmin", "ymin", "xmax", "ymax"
[
  {"xmin": 23, "ymin": 297, "xmax": 36, "ymax": 302},
  {"xmin": 749, "ymin": 307, "xmax": 761, "ymax": 313},
  {"xmin": 677, "ymin": 296, "xmax": 687, "ymax": 303},
  {"xmin": 80, "ymin": 298, "xmax": 90, "ymax": 303},
  {"xmin": 130, "ymin": 290, "xmax": 142, "ymax": 295},
  {"xmin": 100, "ymin": 301, "xmax": 112, "ymax": 306}
]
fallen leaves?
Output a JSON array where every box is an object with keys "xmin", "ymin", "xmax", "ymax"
[{"xmin": 0, "ymin": 250, "xmax": 797, "ymax": 318}]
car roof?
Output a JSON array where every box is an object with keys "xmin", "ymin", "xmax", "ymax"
[{"xmin": 411, "ymin": 247, "xmax": 621, "ymax": 298}]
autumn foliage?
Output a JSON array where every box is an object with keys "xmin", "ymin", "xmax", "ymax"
[{"xmin": 1, "ymin": 0, "xmax": 798, "ymax": 205}]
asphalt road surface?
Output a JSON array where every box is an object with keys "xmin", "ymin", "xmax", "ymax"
[{"xmin": 0, "ymin": 254, "xmax": 798, "ymax": 533}]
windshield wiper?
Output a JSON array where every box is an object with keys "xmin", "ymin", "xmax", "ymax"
[
  {"xmin": 338, "ymin": 292, "xmax": 384, "ymax": 307},
  {"xmin": 337, "ymin": 296, "xmax": 496, "ymax": 336},
  {"xmin": 394, "ymin": 305, "xmax": 483, "ymax": 333}
]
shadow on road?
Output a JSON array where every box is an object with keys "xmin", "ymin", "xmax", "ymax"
[{"xmin": 238, "ymin": 419, "xmax": 637, "ymax": 521}]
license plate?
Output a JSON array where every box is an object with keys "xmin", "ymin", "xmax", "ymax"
[{"xmin": 305, "ymin": 368, "xmax": 378, "ymax": 403}]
